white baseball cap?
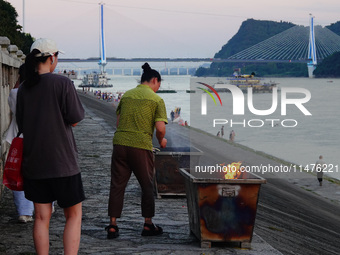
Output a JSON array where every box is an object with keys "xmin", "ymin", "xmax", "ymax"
[{"xmin": 30, "ymin": 38, "xmax": 64, "ymax": 57}]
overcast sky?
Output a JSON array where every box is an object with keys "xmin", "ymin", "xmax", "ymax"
[{"xmin": 7, "ymin": 0, "xmax": 340, "ymax": 58}]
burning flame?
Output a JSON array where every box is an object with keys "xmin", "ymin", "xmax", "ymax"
[{"xmin": 221, "ymin": 161, "xmax": 243, "ymax": 179}]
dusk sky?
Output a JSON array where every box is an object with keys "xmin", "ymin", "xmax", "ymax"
[{"xmin": 7, "ymin": 0, "xmax": 340, "ymax": 58}]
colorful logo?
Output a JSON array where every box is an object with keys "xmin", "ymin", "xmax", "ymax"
[{"xmin": 197, "ymin": 82, "xmax": 222, "ymax": 106}]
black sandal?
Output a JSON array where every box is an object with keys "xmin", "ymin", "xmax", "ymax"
[
  {"xmin": 105, "ymin": 225, "xmax": 119, "ymax": 239},
  {"xmin": 141, "ymin": 223, "xmax": 163, "ymax": 236}
]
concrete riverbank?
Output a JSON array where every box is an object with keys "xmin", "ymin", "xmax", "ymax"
[{"xmin": 0, "ymin": 91, "xmax": 339, "ymax": 254}]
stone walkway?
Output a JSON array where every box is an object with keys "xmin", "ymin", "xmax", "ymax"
[{"xmin": 0, "ymin": 103, "xmax": 282, "ymax": 254}]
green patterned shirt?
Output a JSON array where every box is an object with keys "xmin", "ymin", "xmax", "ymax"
[{"xmin": 113, "ymin": 84, "xmax": 168, "ymax": 151}]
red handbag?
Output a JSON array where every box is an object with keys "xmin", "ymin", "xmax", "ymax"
[{"xmin": 3, "ymin": 136, "xmax": 24, "ymax": 191}]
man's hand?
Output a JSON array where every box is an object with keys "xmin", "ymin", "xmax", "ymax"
[
  {"xmin": 155, "ymin": 121, "xmax": 166, "ymax": 148},
  {"xmin": 159, "ymin": 138, "xmax": 167, "ymax": 148}
]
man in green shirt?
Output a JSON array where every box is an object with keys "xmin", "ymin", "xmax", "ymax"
[{"xmin": 107, "ymin": 63, "xmax": 167, "ymax": 239}]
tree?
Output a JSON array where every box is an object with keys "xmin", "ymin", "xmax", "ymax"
[
  {"xmin": 314, "ymin": 51, "xmax": 340, "ymax": 77},
  {"xmin": 327, "ymin": 21, "xmax": 340, "ymax": 36},
  {"xmin": 0, "ymin": 0, "xmax": 34, "ymax": 54}
]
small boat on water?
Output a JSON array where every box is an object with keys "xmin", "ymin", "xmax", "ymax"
[
  {"xmin": 213, "ymin": 70, "xmax": 277, "ymax": 93},
  {"xmin": 186, "ymin": 89, "xmax": 196, "ymax": 93},
  {"xmin": 156, "ymin": 84, "xmax": 176, "ymax": 93},
  {"xmin": 156, "ymin": 89, "xmax": 177, "ymax": 93}
]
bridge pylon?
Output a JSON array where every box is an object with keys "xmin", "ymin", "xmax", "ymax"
[
  {"xmin": 98, "ymin": 3, "xmax": 107, "ymax": 73},
  {"xmin": 307, "ymin": 14, "xmax": 317, "ymax": 78}
]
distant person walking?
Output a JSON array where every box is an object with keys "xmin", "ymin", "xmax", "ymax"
[
  {"xmin": 229, "ymin": 130, "xmax": 235, "ymax": 142},
  {"xmin": 170, "ymin": 110, "xmax": 175, "ymax": 123},
  {"xmin": 314, "ymin": 155, "xmax": 326, "ymax": 186},
  {"xmin": 16, "ymin": 38, "xmax": 85, "ymax": 255},
  {"xmin": 107, "ymin": 63, "xmax": 168, "ymax": 239},
  {"xmin": 221, "ymin": 126, "xmax": 224, "ymax": 137}
]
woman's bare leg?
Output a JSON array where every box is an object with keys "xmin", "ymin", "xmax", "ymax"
[
  {"xmin": 33, "ymin": 203, "xmax": 53, "ymax": 255},
  {"xmin": 63, "ymin": 202, "xmax": 82, "ymax": 255}
]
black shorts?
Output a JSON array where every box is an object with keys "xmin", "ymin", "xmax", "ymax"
[{"xmin": 24, "ymin": 173, "xmax": 85, "ymax": 208}]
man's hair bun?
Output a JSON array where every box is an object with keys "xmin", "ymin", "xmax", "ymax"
[
  {"xmin": 140, "ymin": 62, "xmax": 161, "ymax": 83},
  {"xmin": 142, "ymin": 63, "xmax": 151, "ymax": 72}
]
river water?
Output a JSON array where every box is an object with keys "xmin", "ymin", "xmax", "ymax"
[
  {"xmin": 189, "ymin": 77, "xmax": 340, "ymax": 181},
  {"xmin": 59, "ymin": 62, "xmax": 340, "ymax": 180}
]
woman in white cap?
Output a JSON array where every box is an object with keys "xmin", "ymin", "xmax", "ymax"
[{"xmin": 16, "ymin": 38, "xmax": 85, "ymax": 255}]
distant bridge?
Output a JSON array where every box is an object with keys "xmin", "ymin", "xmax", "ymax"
[
  {"xmin": 59, "ymin": 16, "xmax": 340, "ymax": 77},
  {"xmin": 213, "ymin": 15, "xmax": 340, "ymax": 77},
  {"xmin": 57, "ymin": 62, "xmax": 206, "ymax": 76},
  {"xmin": 225, "ymin": 25, "xmax": 340, "ymax": 62},
  {"xmin": 58, "ymin": 58, "xmax": 209, "ymax": 76},
  {"xmin": 58, "ymin": 58, "xmax": 211, "ymax": 63}
]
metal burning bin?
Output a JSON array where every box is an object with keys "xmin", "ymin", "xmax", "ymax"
[
  {"xmin": 154, "ymin": 147, "xmax": 203, "ymax": 197},
  {"xmin": 179, "ymin": 168, "xmax": 266, "ymax": 248}
]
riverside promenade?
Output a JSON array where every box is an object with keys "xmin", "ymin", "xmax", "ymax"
[
  {"xmin": 0, "ymin": 93, "xmax": 283, "ymax": 255},
  {"xmin": 1, "ymin": 91, "xmax": 339, "ymax": 254}
]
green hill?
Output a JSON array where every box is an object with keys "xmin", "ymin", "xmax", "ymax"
[
  {"xmin": 327, "ymin": 21, "xmax": 340, "ymax": 36},
  {"xmin": 196, "ymin": 19, "xmax": 309, "ymax": 77},
  {"xmin": 314, "ymin": 51, "xmax": 340, "ymax": 77},
  {"xmin": 214, "ymin": 19, "xmax": 295, "ymax": 59},
  {"xmin": 313, "ymin": 23, "xmax": 340, "ymax": 78}
]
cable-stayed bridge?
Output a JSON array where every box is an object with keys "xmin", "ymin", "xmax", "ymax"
[
  {"xmin": 215, "ymin": 16, "xmax": 340, "ymax": 77},
  {"xmin": 225, "ymin": 25, "xmax": 340, "ymax": 62}
]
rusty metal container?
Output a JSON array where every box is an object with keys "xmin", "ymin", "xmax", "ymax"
[
  {"xmin": 154, "ymin": 147, "xmax": 203, "ymax": 197},
  {"xmin": 179, "ymin": 168, "xmax": 266, "ymax": 248}
]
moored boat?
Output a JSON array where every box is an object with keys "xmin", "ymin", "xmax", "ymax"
[
  {"xmin": 156, "ymin": 89, "xmax": 177, "ymax": 93},
  {"xmin": 186, "ymin": 89, "xmax": 196, "ymax": 93},
  {"xmin": 79, "ymin": 71, "xmax": 113, "ymax": 88},
  {"xmin": 213, "ymin": 70, "xmax": 277, "ymax": 93}
]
